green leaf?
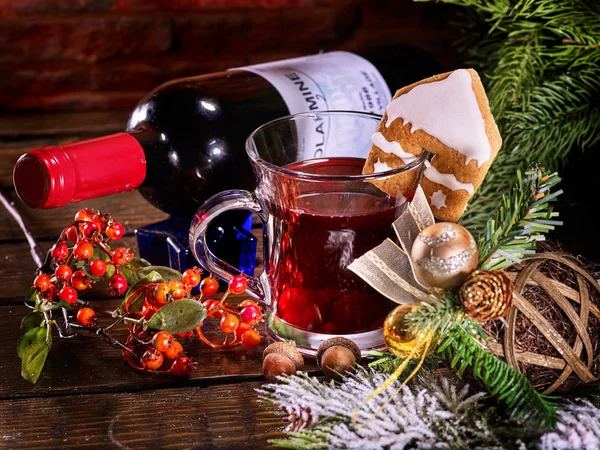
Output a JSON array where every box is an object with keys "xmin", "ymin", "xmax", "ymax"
[
  {"xmin": 38, "ymin": 299, "xmax": 72, "ymax": 312},
  {"xmin": 20, "ymin": 312, "xmax": 43, "ymax": 334},
  {"xmin": 21, "ymin": 331, "xmax": 52, "ymax": 384},
  {"xmin": 146, "ymin": 299, "xmax": 206, "ymax": 334},
  {"xmin": 18, "ymin": 327, "xmax": 44, "ymax": 359},
  {"xmin": 120, "ymin": 257, "xmax": 151, "ymax": 285},
  {"xmin": 119, "ymin": 270, "xmax": 164, "ymax": 314},
  {"xmin": 25, "ymin": 288, "xmax": 38, "ymax": 304},
  {"xmin": 138, "ymin": 266, "xmax": 182, "ymax": 283},
  {"xmin": 55, "ymin": 300, "xmax": 73, "ymax": 311}
]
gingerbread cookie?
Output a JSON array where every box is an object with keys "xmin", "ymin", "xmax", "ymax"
[{"xmin": 363, "ymin": 68, "xmax": 502, "ymax": 222}]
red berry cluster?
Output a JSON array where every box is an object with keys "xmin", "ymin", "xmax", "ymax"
[
  {"xmin": 124, "ymin": 329, "xmax": 195, "ymax": 377},
  {"xmin": 32, "ymin": 208, "xmax": 129, "ymax": 324},
  {"xmin": 27, "ymin": 209, "xmax": 264, "ymax": 379},
  {"xmin": 198, "ymin": 275, "xmax": 263, "ymax": 350},
  {"xmin": 119, "ymin": 267, "xmax": 202, "ymax": 376},
  {"xmin": 121, "ymin": 272, "xmax": 263, "ymax": 375}
]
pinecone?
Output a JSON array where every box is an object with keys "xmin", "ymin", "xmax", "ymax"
[
  {"xmin": 282, "ymin": 406, "xmax": 313, "ymax": 432},
  {"xmin": 459, "ymin": 270, "xmax": 514, "ymax": 322}
]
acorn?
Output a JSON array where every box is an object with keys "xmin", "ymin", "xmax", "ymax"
[
  {"xmin": 316, "ymin": 337, "xmax": 361, "ymax": 379},
  {"xmin": 262, "ymin": 341, "xmax": 304, "ymax": 382}
]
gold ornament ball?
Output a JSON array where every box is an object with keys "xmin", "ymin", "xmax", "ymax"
[
  {"xmin": 383, "ymin": 304, "xmax": 432, "ymax": 360},
  {"xmin": 410, "ymin": 222, "xmax": 478, "ymax": 290}
]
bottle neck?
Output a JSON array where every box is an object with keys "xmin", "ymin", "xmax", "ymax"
[{"xmin": 13, "ymin": 132, "xmax": 147, "ymax": 208}]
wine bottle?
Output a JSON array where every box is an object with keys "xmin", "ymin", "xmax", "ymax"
[{"xmin": 13, "ymin": 48, "xmax": 442, "ymax": 217}]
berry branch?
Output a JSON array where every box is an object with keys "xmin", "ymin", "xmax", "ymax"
[{"xmin": 18, "ymin": 208, "xmax": 264, "ymax": 383}]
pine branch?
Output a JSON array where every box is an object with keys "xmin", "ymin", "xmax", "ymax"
[
  {"xmin": 486, "ymin": 34, "xmax": 544, "ymax": 117},
  {"xmin": 405, "ymin": 293, "xmax": 487, "ymax": 339},
  {"xmin": 538, "ymin": 399, "xmax": 600, "ymax": 449},
  {"xmin": 366, "ymin": 350, "xmax": 404, "ymax": 374},
  {"xmin": 440, "ymin": 319, "xmax": 558, "ymax": 428},
  {"xmin": 502, "ymin": 70, "xmax": 600, "ymax": 166},
  {"xmin": 259, "ymin": 362, "xmax": 599, "ymax": 448},
  {"xmin": 542, "ymin": 43, "xmax": 600, "ymax": 71},
  {"xmin": 516, "ymin": 0, "xmax": 600, "ymax": 45},
  {"xmin": 419, "ymin": 0, "xmax": 600, "ymax": 233},
  {"xmin": 366, "ymin": 350, "xmax": 444, "ymax": 376},
  {"xmin": 259, "ymin": 369, "xmax": 506, "ymax": 449},
  {"xmin": 415, "ymin": 0, "xmax": 512, "ymax": 20},
  {"xmin": 402, "ymin": 294, "xmax": 557, "ymax": 428},
  {"xmin": 476, "ymin": 165, "xmax": 562, "ymax": 270}
]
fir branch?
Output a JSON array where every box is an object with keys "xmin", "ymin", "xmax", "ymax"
[
  {"xmin": 538, "ymin": 399, "xmax": 600, "ymax": 449},
  {"xmin": 366, "ymin": 350, "xmax": 404, "ymax": 374},
  {"xmin": 259, "ymin": 369, "xmax": 506, "ymax": 449},
  {"xmin": 260, "ymin": 365, "xmax": 600, "ymax": 448},
  {"xmin": 403, "ymin": 294, "xmax": 557, "ymax": 428},
  {"xmin": 542, "ymin": 44, "xmax": 600, "ymax": 71},
  {"xmin": 517, "ymin": 0, "xmax": 600, "ymax": 45},
  {"xmin": 420, "ymin": 0, "xmax": 600, "ymax": 233},
  {"xmin": 439, "ymin": 319, "xmax": 558, "ymax": 428},
  {"xmin": 366, "ymin": 350, "xmax": 443, "ymax": 376},
  {"xmin": 476, "ymin": 165, "xmax": 562, "ymax": 270},
  {"xmin": 405, "ymin": 293, "xmax": 487, "ymax": 340},
  {"xmin": 486, "ymin": 34, "xmax": 543, "ymax": 117},
  {"xmin": 502, "ymin": 70, "xmax": 600, "ymax": 166}
]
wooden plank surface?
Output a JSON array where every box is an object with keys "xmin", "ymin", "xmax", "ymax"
[
  {"xmin": 0, "ymin": 381, "xmax": 284, "ymax": 449},
  {"xmin": 0, "ymin": 110, "xmax": 129, "ymax": 138},
  {"xmin": 0, "ymin": 190, "xmax": 170, "ymax": 241}
]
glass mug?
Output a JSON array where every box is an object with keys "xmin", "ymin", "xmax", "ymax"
[{"xmin": 190, "ymin": 111, "xmax": 427, "ymax": 355}]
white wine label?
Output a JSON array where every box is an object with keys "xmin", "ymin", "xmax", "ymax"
[{"xmin": 236, "ymin": 51, "xmax": 392, "ymax": 160}]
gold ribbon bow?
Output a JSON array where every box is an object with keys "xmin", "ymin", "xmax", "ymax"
[{"xmin": 349, "ymin": 186, "xmax": 434, "ymax": 304}]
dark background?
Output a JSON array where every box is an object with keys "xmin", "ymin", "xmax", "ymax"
[
  {"xmin": 0, "ymin": 0, "xmax": 459, "ymax": 111},
  {"xmin": 0, "ymin": 0, "xmax": 596, "ymax": 262}
]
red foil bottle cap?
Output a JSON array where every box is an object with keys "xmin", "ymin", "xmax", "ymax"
[{"xmin": 13, "ymin": 133, "xmax": 147, "ymax": 208}]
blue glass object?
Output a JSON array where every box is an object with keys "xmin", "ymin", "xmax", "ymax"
[{"xmin": 135, "ymin": 211, "xmax": 257, "ymax": 279}]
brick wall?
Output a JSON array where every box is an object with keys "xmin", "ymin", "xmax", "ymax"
[{"xmin": 0, "ymin": 0, "xmax": 460, "ymax": 110}]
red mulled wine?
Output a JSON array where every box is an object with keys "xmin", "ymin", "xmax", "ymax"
[{"xmin": 268, "ymin": 157, "xmax": 409, "ymax": 334}]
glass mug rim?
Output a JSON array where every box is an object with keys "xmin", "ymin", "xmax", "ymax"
[{"xmin": 244, "ymin": 110, "xmax": 429, "ymax": 182}]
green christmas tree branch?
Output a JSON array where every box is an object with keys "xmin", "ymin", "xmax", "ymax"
[
  {"xmin": 476, "ymin": 165, "xmax": 562, "ymax": 271},
  {"xmin": 440, "ymin": 322, "xmax": 558, "ymax": 428},
  {"xmin": 259, "ymin": 369, "xmax": 507, "ymax": 449},
  {"xmin": 418, "ymin": 0, "xmax": 600, "ymax": 234},
  {"xmin": 406, "ymin": 295, "xmax": 558, "ymax": 428},
  {"xmin": 260, "ymin": 369, "xmax": 600, "ymax": 449}
]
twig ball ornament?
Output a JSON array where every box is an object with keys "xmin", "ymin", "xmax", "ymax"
[
  {"xmin": 484, "ymin": 250, "xmax": 600, "ymax": 394},
  {"xmin": 383, "ymin": 304, "xmax": 433, "ymax": 360},
  {"xmin": 410, "ymin": 222, "xmax": 478, "ymax": 290}
]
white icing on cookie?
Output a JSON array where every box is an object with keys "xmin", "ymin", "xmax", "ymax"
[
  {"xmin": 385, "ymin": 69, "xmax": 491, "ymax": 167},
  {"xmin": 370, "ymin": 129, "xmax": 474, "ymax": 195},
  {"xmin": 430, "ymin": 190, "xmax": 447, "ymax": 209},
  {"xmin": 371, "ymin": 132, "xmax": 417, "ymax": 163},
  {"xmin": 373, "ymin": 159, "xmax": 393, "ymax": 173},
  {"xmin": 424, "ymin": 161, "xmax": 474, "ymax": 194}
]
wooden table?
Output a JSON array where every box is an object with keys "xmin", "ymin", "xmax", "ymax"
[
  {"xmin": 2, "ymin": 110, "xmax": 599, "ymax": 449},
  {"xmin": 0, "ymin": 110, "xmax": 322, "ymax": 449}
]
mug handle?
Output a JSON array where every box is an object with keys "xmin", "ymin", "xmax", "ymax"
[{"xmin": 189, "ymin": 190, "xmax": 267, "ymax": 300}]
